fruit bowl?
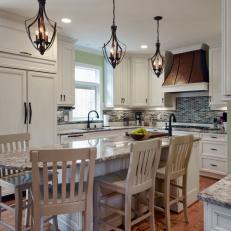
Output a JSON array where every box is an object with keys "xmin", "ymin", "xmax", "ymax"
[{"xmin": 130, "ymin": 133, "xmax": 146, "ymax": 141}]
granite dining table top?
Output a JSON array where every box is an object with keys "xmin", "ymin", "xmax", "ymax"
[
  {"xmin": 198, "ymin": 174, "xmax": 231, "ymax": 209},
  {"xmin": 0, "ymin": 135, "xmax": 200, "ymax": 171}
]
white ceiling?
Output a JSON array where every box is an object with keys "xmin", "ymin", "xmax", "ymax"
[{"xmin": 0, "ymin": 0, "xmax": 221, "ymax": 54}]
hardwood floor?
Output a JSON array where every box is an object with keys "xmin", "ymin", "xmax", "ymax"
[{"xmin": 0, "ymin": 177, "xmax": 217, "ymax": 231}]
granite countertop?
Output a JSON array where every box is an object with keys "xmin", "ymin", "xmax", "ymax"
[
  {"xmin": 198, "ymin": 174, "xmax": 231, "ymax": 209},
  {"xmin": 0, "ymin": 135, "xmax": 200, "ymax": 171}
]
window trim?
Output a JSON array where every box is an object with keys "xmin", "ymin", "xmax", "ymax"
[{"xmin": 72, "ymin": 62, "xmax": 103, "ymax": 121}]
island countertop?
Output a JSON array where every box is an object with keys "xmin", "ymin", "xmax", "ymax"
[
  {"xmin": 198, "ymin": 174, "xmax": 231, "ymax": 209},
  {"xmin": 0, "ymin": 135, "xmax": 200, "ymax": 170}
]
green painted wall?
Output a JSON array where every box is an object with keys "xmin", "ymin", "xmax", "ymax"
[
  {"xmin": 228, "ymin": 102, "xmax": 231, "ymax": 173},
  {"xmin": 75, "ymin": 49, "xmax": 104, "ymax": 67}
]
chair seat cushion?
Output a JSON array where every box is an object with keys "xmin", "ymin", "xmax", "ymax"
[
  {"xmin": 0, "ymin": 171, "xmax": 32, "ymax": 188},
  {"xmin": 96, "ymin": 169, "xmax": 127, "ymax": 189}
]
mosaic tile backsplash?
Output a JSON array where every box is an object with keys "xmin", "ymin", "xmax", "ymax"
[{"xmin": 103, "ymin": 96, "xmax": 226, "ymax": 124}]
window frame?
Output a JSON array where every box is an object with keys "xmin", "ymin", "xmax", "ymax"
[{"xmin": 72, "ymin": 62, "xmax": 103, "ymax": 121}]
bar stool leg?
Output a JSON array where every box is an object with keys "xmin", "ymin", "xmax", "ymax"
[
  {"xmin": 183, "ymin": 175, "xmax": 189, "ymax": 223},
  {"xmin": 15, "ymin": 187, "xmax": 23, "ymax": 231},
  {"xmin": 164, "ymin": 179, "xmax": 171, "ymax": 231},
  {"xmin": 148, "ymin": 188, "xmax": 155, "ymax": 231},
  {"xmin": 125, "ymin": 194, "xmax": 132, "ymax": 231},
  {"xmin": 0, "ymin": 186, "xmax": 2, "ymax": 220}
]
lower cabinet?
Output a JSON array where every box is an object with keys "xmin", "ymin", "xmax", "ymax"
[
  {"xmin": 204, "ymin": 202, "xmax": 231, "ymax": 231},
  {"xmin": 200, "ymin": 133, "xmax": 227, "ymax": 178},
  {"xmin": 0, "ymin": 67, "xmax": 56, "ymax": 148}
]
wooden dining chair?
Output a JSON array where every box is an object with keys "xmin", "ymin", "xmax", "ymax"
[
  {"xmin": 30, "ymin": 147, "xmax": 96, "ymax": 231},
  {"xmin": 94, "ymin": 139, "xmax": 161, "ymax": 231},
  {"xmin": 155, "ymin": 135, "xmax": 193, "ymax": 231},
  {"xmin": 0, "ymin": 133, "xmax": 32, "ymax": 231}
]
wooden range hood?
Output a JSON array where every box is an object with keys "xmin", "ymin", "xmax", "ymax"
[{"xmin": 162, "ymin": 44, "xmax": 209, "ymax": 92}]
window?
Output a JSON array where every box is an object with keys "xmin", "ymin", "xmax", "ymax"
[{"xmin": 72, "ymin": 64, "xmax": 101, "ymax": 120}]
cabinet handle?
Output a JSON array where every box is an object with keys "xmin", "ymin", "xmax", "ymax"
[
  {"xmin": 210, "ymin": 164, "xmax": 217, "ymax": 167},
  {"xmin": 124, "ymin": 98, "xmax": 125, "ymax": 104},
  {"xmin": 121, "ymin": 98, "xmax": 123, "ymax": 104},
  {"xmin": 67, "ymin": 134, "xmax": 83, "ymax": 138},
  {"xmin": 146, "ymin": 98, "xmax": 148, "ymax": 104},
  {"xmin": 60, "ymin": 95, "xmax": 63, "ymax": 101},
  {"xmin": 162, "ymin": 98, "xmax": 164, "ymax": 103},
  {"xmin": 19, "ymin": 51, "xmax": 32, "ymax": 56},
  {"xmin": 210, "ymin": 148, "xmax": 218, "ymax": 151},
  {"xmin": 209, "ymin": 96, "xmax": 212, "ymax": 102},
  {"xmin": 29, "ymin": 102, "xmax": 32, "ymax": 124},
  {"xmin": 210, "ymin": 136, "xmax": 218, "ymax": 139},
  {"xmin": 64, "ymin": 95, "xmax": 66, "ymax": 101},
  {"xmin": 24, "ymin": 102, "xmax": 28, "ymax": 124}
]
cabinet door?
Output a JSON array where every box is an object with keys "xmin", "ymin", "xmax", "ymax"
[
  {"xmin": 57, "ymin": 40, "xmax": 75, "ymax": 106},
  {"xmin": 0, "ymin": 67, "xmax": 27, "ymax": 134},
  {"xmin": 131, "ymin": 58, "xmax": 149, "ymax": 106},
  {"xmin": 113, "ymin": 64, "xmax": 123, "ymax": 105},
  {"xmin": 121, "ymin": 58, "xmax": 131, "ymax": 106},
  {"xmin": 27, "ymin": 72, "xmax": 56, "ymax": 148},
  {"xmin": 209, "ymin": 48, "xmax": 226, "ymax": 107},
  {"xmin": 222, "ymin": 0, "xmax": 231, "ymax": 98},
  {"xmin": 149, "ymin": 69, "xmax": 165, "ymax": 107}
]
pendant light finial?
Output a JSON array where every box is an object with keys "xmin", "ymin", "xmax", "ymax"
[
  {"xmin": 102, "ymin": 0, "xmax": 126, "ymax": 69},
  {"xmin": 25, "ymin": 0, "xmax": 57, "ymax": 55},
  {"xmin": 151, "ymin": 16, "xmax": 164, "ymax": 77}
]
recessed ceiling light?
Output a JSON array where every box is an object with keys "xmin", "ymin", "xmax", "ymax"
[
  {"xmin": 141, "ymin": 45, "xmax": 148, "ymax": 49},
  {"xmin": 61, "ymin": 18, "xmax": 72, "ymax": 24}
]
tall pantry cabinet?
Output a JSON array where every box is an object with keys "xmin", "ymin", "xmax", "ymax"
[{"xmin": 0, "ymin": 14, "xmax": 57, "ymax": 147}]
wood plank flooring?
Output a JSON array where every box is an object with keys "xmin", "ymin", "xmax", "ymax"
[{"xmin": 0, "ymin": 176, "xmax": 217, "ymax": 231}]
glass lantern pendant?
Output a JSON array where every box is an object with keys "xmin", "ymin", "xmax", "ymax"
[
  {"xmin": 25, "ymin": 0, "xmax": 57, "ymax": 55},
  {"xmin": 102, "ymin": 0, "xmax": 126, "ymax": 69},
  {"xmin": 151, "ymin": 16, "xmax": 164, "ymax": 77}
]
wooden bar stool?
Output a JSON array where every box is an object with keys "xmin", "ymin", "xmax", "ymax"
[
  {"xmin": 30, "ymin": 148, "xmax": 96, "ymax": 231},
  {"xmin": 94, "ymin": 139, "xmax": 161, "ymax": 231},
  {"xmin": 155, "ymin": 135, "xmax": 193, "ymax": 231},
  {"xmin": 0, "ymin": 133, "xmax": 32, "ymax": 231}
]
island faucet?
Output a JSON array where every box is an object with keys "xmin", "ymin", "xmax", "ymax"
[
  {"xmin": 168, "ymin": 113, "xmax": 176, "ymax": 136},
  {"xmin": 87, "ymin": 110, "xmax": 99, "ymax": 129}
]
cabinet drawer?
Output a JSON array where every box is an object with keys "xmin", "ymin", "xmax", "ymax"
[
  {"xmin": 202, "ymin": 142, "xmax": 227, "ymax": 158},
  {"xmin": 201, "ymin": 133, "xmax": 227, "ymax": 142},
  {"xmin": 201, "ymin": 157, "xmax": 227, "ymax": 174}
]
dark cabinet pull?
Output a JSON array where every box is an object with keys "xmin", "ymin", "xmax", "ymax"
[
  {"xmin": 162, "ymin": 98, "xmax": 164, "ymax": 103},
  {"xmin": 20, "ymin": 51, "xmax": 32, "ymax": 56},
  {"xmin": 124, "ymin": 98, "xmax": 125, "ymax": 103},
  {"xmin": 29, "ymin": 102, "xmax": 32, "ymax": 124},
  {"xmin": 146, "ymin": 98, "xmax": 148, "ymax": 104},
  {"xmin": 210, "ymin": 164, "xmax": 217, "ymax": 167},
  {"xmin": 24, "ymin": 102, "xmax": 28, "ymax": 124},
  {"xmin": 60, "ymin": 94, "xmax": 63, "ymax": 101},
  {"xmin": 210, "ymin": 136, "xmax": 217, "ymax": 139},
  {"xmin": 67, "ymin": 134, "xmax": 83, "ymax": 138},
  {"xmin": 64, "ymin": 95, "xmax": 66, "ymax": 101},
  {"xmin": 211, "ymin": 148, "xmax": 218, "ymax": 151}
]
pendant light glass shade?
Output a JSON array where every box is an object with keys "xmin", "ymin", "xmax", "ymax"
[
  {"xmin": 25, "ymin": 0, "xmax": 57, "ymax": 55},
  {"xmin": 151, "ymin": 16, "xmax": 164, "ymax": 77},
  {"xmin": 102, "ymin": 0, "xmax": 126, "ymax": 69}
]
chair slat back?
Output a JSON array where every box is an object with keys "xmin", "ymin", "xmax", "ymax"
[
  {"xmin": 30, "ymin": 148, "xmax": 96, "ymax": 208},
  {"xmin": 0, "ymin": 133, "xmax": 30, "ymax": 177},
  {"xmin": 166, "ymin": 135, "xmax": 193, "ymax": 177},
  {"xmin": 127, "ymin": 139, "xmax": 161, "ymax": 188}
]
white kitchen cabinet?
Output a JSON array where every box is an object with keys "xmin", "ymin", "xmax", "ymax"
[
  {"xmin": 149, "ymin": 68, "xmax": 175, "ymax": 108},
  {"xmin": 0, "ymin": 67, "xmax": 27, "ymax": 134},
  {"xmin": 27, "ymin": 72, "xmax": 56, "ymax": 148},
  {"xmin": 104, "ymin": 58, "xmax": 131, "ymax": 107},
  {"xmin": 200, "ymin": 133, "xmax": 227, "ymax": 178},
  {"xmin": 221, "ymin": 0, "xmax": 231, "ymax": 99},
  {"xmin": 0, "ymin": 67, "xmax": 56, "ymax": 148},
  {"xmin": 57, "ymin": 38, "xmax": 75, "ymax": 106},
  {"xmin": 131, "ymin": 58, "xmax": 149, "ymax": 107},
  {"xmin": 209, "ymin": 48, "xmax": 227, "ymax": 108},
  {"xmin": 0, "ymin": 15, "xmax": 57, "ymax": 73}
]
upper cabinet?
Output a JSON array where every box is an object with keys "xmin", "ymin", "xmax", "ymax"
[
  {"xmin": 0, "ymin": 16, "xmax": 57, "ymax": 73},
  {"xmin": 221, "ymin": 0, "xmax": 231, "ymax": 99},
  {"xmin": 104, "ymin": 58, "xmax": 131, "ymax": 107},
  {"xmin": 57, "ymin": 37, "xmax": 75, "ymax": 106},
  {"xmin": 131, "ymin": 58, "xmax": 149, "ymax": 107},
  {"xmin": 209, "ymin": 47, "xmax": 227, "ymax": 108}
]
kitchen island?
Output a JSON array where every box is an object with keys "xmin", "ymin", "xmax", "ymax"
[{"xmin": 0, "ymin": 134, "xmax": 200, "ymax": 231}]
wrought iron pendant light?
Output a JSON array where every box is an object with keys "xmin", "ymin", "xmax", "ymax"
[
  {"xmin": 151, "ymin": 16, "xmax": 164, "ymax": 77},
  {"xmin": 25, "ymin": 0, "xmax": 57, "ymax": 55},
  {"xmin": 102, "ymin": 0, "xmax": 126, "ymax": 69}
]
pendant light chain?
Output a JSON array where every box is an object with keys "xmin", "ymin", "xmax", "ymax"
[
  {"xmin": 113, "ymin": 0, "xmax": 115, "ymax": 26},
  {"xmin": 157, "ymin": 19, "xmax": 160, "ymax": 43}
]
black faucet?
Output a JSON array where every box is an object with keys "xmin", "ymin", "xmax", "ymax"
[
  {"xmin": 87, "ymin": 110, "xmax": 99, "ymax": 129},
  {"xmin": 168, "ymin": 113, "xmax": 176, "ymax": 136}
]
